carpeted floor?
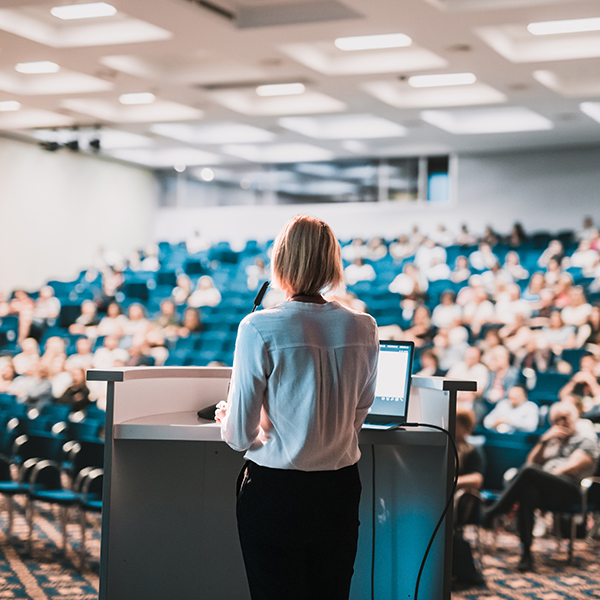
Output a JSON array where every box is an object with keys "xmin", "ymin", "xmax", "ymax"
[
  {"xmin": 0, "ymin": 500, "xmax": 597, "ymax": 600},
  {"xmin": 0, "ymin": 498, "xmax": 99, "ymax": 599},
  {"xmin": 452, "ymin": 528, "xmax": 600, "ymax": 600}
]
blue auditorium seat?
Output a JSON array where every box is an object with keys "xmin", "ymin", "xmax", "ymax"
[{"xmin": 528, "ymin": 372, "xmax": 571, "ymax": 405}]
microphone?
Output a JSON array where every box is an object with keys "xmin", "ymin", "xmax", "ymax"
[
  {"xmin": 197, "ymin": 280, "xmax": 270, "ymax": 422},
  {"xmin": 251, "ymin": 281, "xmax": 269, "ymax": 313}
]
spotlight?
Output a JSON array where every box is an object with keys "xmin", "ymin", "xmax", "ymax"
[
  {"xmin": 89, "ymin": 139, "xmax": 101, "ymax": 152},
  {"xmin": 65, "ymin": 140, "xmax": 79, "ymax": 151}
]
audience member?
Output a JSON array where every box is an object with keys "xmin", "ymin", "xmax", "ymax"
[
  {"xmin": 344, "ymin": 258, "xmax": 377, "ymax": 286},
  {"xmin": 126, "ymin": 340, "xmax": 155, "ymax": 367},
  {"xmin": 65, "ymin": 337, "xmax": 94, "ymax": 371},
  {"xmin": 140, "ymin": 244, "xmax": 160, "ymax": 271},
  {"xmin": 462, "ymin": 286, "xmax": 495, "ymax": 337},
  {"xmin": 25, "ymin": 286, "xmax": 61, "ymax": 341},
  {"xmin": 341, "ymin": 238, "xmax": 365, "ymax": 262},
  {"xmin": 538, "ymin": 239, "xmax": 565, "ymax": 269},
  {"xmin": 56, "ymin": 366, "xmax": 92, "ymax": 412},
  {"xmin": 172, "ymin": 275, "xmax": 193, "ymax": 305},
  {"xmin": 97, "ymin": 302, "xmax": 128, "ymax": 338},
  {"xmin": 576, "ymin": 215, "xmax": 595, "ymax": 242},
  {"xmin": 559, "ymin": 353, "xmax": 600, "ymax": 419},
  {"xmin": 560, "ymin": 286, "xmax": 592, "ymax": 327},
  {"xmin": 483, "ymin": 385, "xmax": 539, "ymax": 432},
  {"xmin": 188, "ymin": 276, "xmax": 222, "ymax": 308},
  {"xmin": 503, "ymin": 251, "xmax": 529, "ymax": 281},
  {"xmin": 69, "ymin": 300, "xmax": 100, "ymax": 337},
  {"xmin": 246, "ymin": 258, "xmax": 268, "ymax": 291},
  {"xmin": 577, "ymin": 303, "xmax": 600, "ymax": 351},
  {"xmin": 481, "ymin": 226, "xmax": 499, "ymax": 247},
  {"xmin": 483, "ymin": 401, "xmax": 599, "ymax": 572},
  {"xmin": 432, "ymin": 291, "xmax": 462, "ymax": 329},
  {"xmin": 122, "ymin": 303, "xmax": 151, "ymax": 337},
  {"xmin": 363, "ymin": 237, "xmax": 387, "ymax": 261},
  {"xmin": 432, "ymin": 321, "xmax": 469, "ymax": 372},
  {"xmin": 447, "ymin": 346, "xmax": 489, "ymax": 407},
  {"xmin": 469, "ymin": 242, "xmax": 500, "ymax": 271},
  {"xmin": 13, "ymin": 338, "xmax": 40, "ymax": 375},
  {"xmin": 154, "ymin": 299, "xmax": 181, "ymax": 337},
  {"xmin": 0, "ymin": 360, "xmax": 17, "ymax": 394},
  {"xmin": 179, "ymin": 307, "xmax": 202, "ymax": 337},
  {"xmin": 389, "ymin": 235, "xmax": 414, "ymax": 261},
  {"xmin": 416, "ymin": 349, "xmax": 445, "ymax": 377},
  {"xmin": 480, "ymin": 345, "xmax": 522, "ymax": 422},
  {"xmin": 93, "ymin": 335, "xmax": 129, "ymax": 369},
  {"xmin": 451, "ymin": 256, "xmax": 471, "ymax": 284},
  {"xmin": 509, "ymin": 223, "xmax": 527, "ymax": 248},
  {"xmin": 403, "ymin": 306, "xmax": 436, "ymax": 347},
  {"xmin": 455, "ymin": 224, "xmax": 478, "ymax": 247},
  {"xmin": 430, "ymin": 224, "xmax": 454, "ymax": 248},
  {"xmin": 538, "ymin": 310, "xmax": 576, "ymax": 355}
]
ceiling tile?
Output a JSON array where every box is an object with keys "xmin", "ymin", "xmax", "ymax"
[
  {"xmin": 0, "ymin": 107, "xmax": 73, "ymax": 129},
  {"xmin": 0, "ymin": 68, "xmax": 112, "ymax": 95},
  {"xmin": 278, "ymin": 114, "xmax": 407, "ymax": 139},
  {"xmin": 363, "ymin": 80, "xmax": 506, "ymax": 108},
  {"xmin": 221, "ymin": 142, "xmax": 334, "ymax": 162},
  {"xmin": 476, "ymin": 23, "xmax": 600, "ymax": 62},
  {"xmin": 534, "ymin": 68, "xmax": 600, "ymax": 97},
  {"xmin": 107, "ymin": 147, "xmax": 222, "ymax": 168},
  {"xmin": 280, "ymin": 41, "xmax": 447, "ymax": 75},
  {"xmin": 420, "ymin": 106, "xmax": 554, "ymax": 134},
  {"xmin": 210, "ymin": 89, "xmax": 346, "ymax": 115},
  {"xmin": 151, "ymin": 122, "xmax": 275, "ymax": 144},
  {"xmin": 60, "ymin": 98, "xmax": 203, "ymax": 123},
  {"xmin": 0, "ymin": 5, "xmax": 171, "ymax": 47}
]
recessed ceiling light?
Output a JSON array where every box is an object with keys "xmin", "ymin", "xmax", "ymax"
[
  {"xmin": 50, "ymin": 2, "xmax": 117, "ymax": 20},
  {"xmin": 255, "ymin": 83, "xmax": 305, "ymax": 97},
  {"xmin": 580, "ymin": 102, "xmax": 600, "ymax": 124},
  {"xmin": 334, "ymin": 33, "xmax": 412, "ymax": 51},
  {"xmin": 200, "ymin": 168, "xmax": 215, "ymax": 181},
  {"xmin": 408, "ymin": 73, "xmax": 477, "ymax": 88},
  {"xmin": 174, "ymin": 164, "xmax": 186, "ymax": 173},
  {"xmin": 119, "ymin": 92, "xmax": 156, "ymax": 105},
  {"xmin": 0, "ymin": 101, "xmax": 21, "ymax": 112},
  {"xmin": 15, "ymin": 61, "xmax": 60, "ymax": 74},
  {"xmin": 527, "ymin": 17, "xmax": 600, "ymax": 36}
]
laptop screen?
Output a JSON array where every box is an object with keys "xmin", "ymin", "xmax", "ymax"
[{"xmin": 367, "ymin": 340, "xmax": 414, "ymax": 424}]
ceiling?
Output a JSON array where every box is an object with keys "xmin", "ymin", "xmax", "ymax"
[{"xmin": 0, "ymin": 0, "xmax": 600, "ymax": 170}]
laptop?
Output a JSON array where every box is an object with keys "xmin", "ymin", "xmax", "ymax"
[{"xmin": 362, "ymin": 340, "xmax": 415, "ymax": 430}]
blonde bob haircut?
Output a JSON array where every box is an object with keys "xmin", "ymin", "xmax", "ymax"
[{"xmin": 271, "ymin": 215, "xmax": 344, "ymax": 296}]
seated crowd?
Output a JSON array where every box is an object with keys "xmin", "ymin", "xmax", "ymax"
[{"xmin": 1, "ymin": 217, "xmax": 600, "ymax": 425}]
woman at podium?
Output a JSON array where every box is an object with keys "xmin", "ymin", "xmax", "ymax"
[{"xmin": 217, "ymin": 214, "xmax": 379, "ymax": 600}]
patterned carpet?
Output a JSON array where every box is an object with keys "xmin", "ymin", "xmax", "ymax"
[
  {"xmin": 452, "ymin": 528, "xmax": 600, "ymax": 600},
  {"xmin": 0, "ymin": 498, "xmax": 99, "ymax": 600},
  {"xmin": 0, "ymin": 499, "xmax": 596, "ymax": 600}
]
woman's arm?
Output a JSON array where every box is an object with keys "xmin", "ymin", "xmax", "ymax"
[{"xmin": 221, "ymin": 320, "xmax": 272, "ymax": 451}]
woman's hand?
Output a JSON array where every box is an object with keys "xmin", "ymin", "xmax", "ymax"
[{"xmin": 215, "ymin": 401, "xmax": 228, "ymax": 424}]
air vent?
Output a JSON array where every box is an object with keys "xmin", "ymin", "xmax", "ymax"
[{"xmin": 184, "ymin": 0, "xmax": 362, "ymax": 29}]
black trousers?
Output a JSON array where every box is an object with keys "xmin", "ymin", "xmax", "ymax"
[
  {"xmin": 236, "ymin": 461, "xmax": 361, "ymax": 600},
  {"xmin": 487, "ymin": 465, "xmax": 581, "ymax": 552}
]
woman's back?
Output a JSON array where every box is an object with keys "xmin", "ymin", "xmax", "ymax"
[{"xmin": 224, "ymin": 300, "xmax": 378, "ymax": 471}]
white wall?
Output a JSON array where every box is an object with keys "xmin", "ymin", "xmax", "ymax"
[
  {"xmin": 153, "ymin": 145, "xmax": 600, "ymax": 246},
  {"xmin": 0, "ymin": 137, "xmax": 157, "ymax": 294}
]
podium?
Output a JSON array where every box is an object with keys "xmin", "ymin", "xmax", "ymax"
[{"xmin": 88, "ymin": 367, "xmax": 475, "ymax": 600}]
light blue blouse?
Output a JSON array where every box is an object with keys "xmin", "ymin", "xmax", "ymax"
[{"xmin": 221, "ymin": 300, "xmax": 379, "ymax": 471}]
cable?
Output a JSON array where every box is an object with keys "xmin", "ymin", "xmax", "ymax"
[
  {"xmin": 371, "ymin": 444, "xmax": 376, "ymax": 600},
  {"xmin": 400, "ymin": 422, "xmax": 459, "ymax": 600},
  {"xmin": 369, "ymin": 423, "xmax": 459, "ymax": 600}
]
